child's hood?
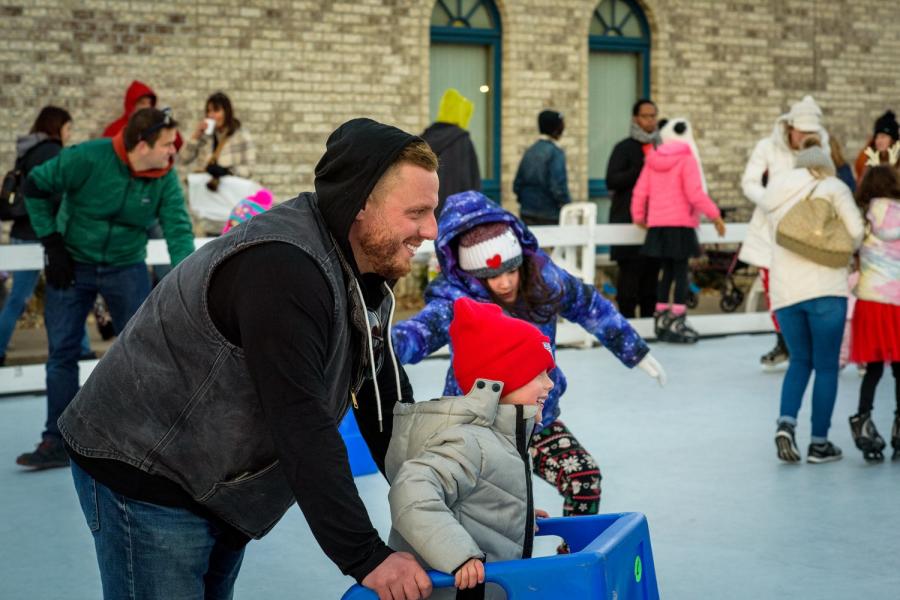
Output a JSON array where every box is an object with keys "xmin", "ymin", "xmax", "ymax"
[
  {"xmin": 433, "ymin": 192, "xmax": 540, "ymax": 299},
  {"xmin": 385, "ymin": 378, "xmax": 538, "ymax": 481},
  {"xmin": 644, "ymin": 140, "xmax": 692, "ymax": 172},
  {"xmin": 867, "ymin": 197, "xmax": 900, "ymax": 243}
]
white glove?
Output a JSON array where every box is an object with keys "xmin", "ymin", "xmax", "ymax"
[
  {"xmin": 637, "ymin": 353, "xmax": 667, "ymax": 387},
  {"xmin": 888, "ymin": 141, "xmax": 900, "ymax": 167},
  {"xmin": 863, "ymin": 146, "xmax": 880, "ymax": 167}
]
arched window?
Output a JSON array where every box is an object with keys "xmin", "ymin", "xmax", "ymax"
[
  {"xmin": 588, "ymin": 0, "xmax": 651, "ymax": 198},
  {"xmin": 430, "ymin": 0, "xmax": 502, "ymax": 199}
]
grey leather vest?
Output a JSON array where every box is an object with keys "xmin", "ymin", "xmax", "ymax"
[{"xmin": 59, "ymin": 193, "xmax": 391, "ymax": 538}]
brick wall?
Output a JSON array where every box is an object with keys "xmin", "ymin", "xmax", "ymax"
[{"xmin": 1, "ymin": 0, "xmax": 898, "ymax": 218}]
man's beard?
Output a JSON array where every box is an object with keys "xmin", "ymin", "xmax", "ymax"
[{"xmin": 358, "ymin": 221, "xmax": 414, "ymax": 280}]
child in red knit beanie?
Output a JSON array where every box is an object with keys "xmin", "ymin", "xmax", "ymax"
[{"xmin": 385, "ymin": 297, "xmax": 554, "ymax": 597}]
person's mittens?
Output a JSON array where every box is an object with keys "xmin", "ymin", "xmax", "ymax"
[
  {"xmin": 205, "ymin": 163, "xmax": 232, "ymax": 178},
  {"xmin": 40, "ymin": 233, "xmax": 75, "ymax": 289}
]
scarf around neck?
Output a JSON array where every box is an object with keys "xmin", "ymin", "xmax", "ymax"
[{"xmin": 630, "ymin": 122, "xmax": 661, "ymax": 147}]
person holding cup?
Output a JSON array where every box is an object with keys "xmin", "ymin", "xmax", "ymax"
[
  {"xmin": 180, "ymin": 91, "xmax": 256, "ymax": 233},
  {"xmin": 180, "ymin": 91, "xmax": 255, "ymax": 182}
]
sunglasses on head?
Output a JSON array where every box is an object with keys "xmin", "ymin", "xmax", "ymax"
[{"xmin": 139, "ymin": 107, "xmax": 174, "ymax": 141}]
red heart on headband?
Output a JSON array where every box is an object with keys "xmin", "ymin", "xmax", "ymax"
[{"xmin": 486, "ymin": 254, "xmax": 502, "ymax": 269}]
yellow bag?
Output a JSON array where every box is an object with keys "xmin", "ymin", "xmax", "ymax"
[{"xmin": 775, "ymin": 183, "xmax": 853, "ymax": 268}]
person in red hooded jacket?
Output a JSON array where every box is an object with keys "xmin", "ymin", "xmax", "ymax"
[
  {"xmin": 102, "ymin": 81, "xmax": 182, "ymax": 152},
  {"xmin": 102, "ymin": 81, "xmax": 157, "ymax": 138}
]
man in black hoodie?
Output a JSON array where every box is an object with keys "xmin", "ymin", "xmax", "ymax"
[{"xmin": 58, "ymin": 119, "xmax": 438, "ymax": 599}]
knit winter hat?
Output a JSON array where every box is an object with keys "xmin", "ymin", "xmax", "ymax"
[
  {"xmin": 873, "ymin": 110, "xmax": 899, "ymax": 141},
  {"xmin": 222, "ymin": 189, "xmax": 274, "ymax": 233},
  {"xmin": 538, "ymin": 110, "xmax": 564, "ymax": 136},
  {"xmin": 450, "ymin": 297, "xmax": 555, "ymax": 396},
  {"xmin": 457, "ymin": 221, "xmax": 523, "ymax": 278},
  {"xmin": 787, "ymin": 95, "xmax": 823, "ymax": 133}
]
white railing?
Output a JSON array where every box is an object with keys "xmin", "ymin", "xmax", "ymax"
[{"xmin": 0, "ymin": 216, "xmax": 769, "ymax": 394}]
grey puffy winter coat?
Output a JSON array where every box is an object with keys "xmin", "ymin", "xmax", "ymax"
[{"xmin": 385, "ymin": 379, "xmax": 537, "ymax": 578}]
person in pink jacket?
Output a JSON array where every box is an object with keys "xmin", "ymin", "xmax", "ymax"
[{"xmin": 631, "ymin": 118, "xmax": 726, "ymax": 343}]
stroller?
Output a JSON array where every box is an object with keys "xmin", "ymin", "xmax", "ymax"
[{"xmin": 685, "ymin": 210, "xmax": 753, "ymax": 313}]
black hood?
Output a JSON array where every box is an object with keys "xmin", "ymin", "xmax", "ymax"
[
  {"xmin": 421, "ymin": 122, "xmax": 468, "ymax": 155},
  {"xmin": 314, "ymin": 118, "xmax": 422, "ymax": 270}
]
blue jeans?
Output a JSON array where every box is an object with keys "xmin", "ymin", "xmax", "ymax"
[
  {"xmin": 43, "ymin": 262, "xmax": 150, "ymax": 438},
  {"xmin": 71, "ymin": 461, "xmax": 245, "ymax": 599},
  {"xmin": 775, "ymin": 296, "xmax": 847, "ymax": 439},
  {"xmin": 0, "ymin": 238, "xmax": 91, "ymax": 359}
]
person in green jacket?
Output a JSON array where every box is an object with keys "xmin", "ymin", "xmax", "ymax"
[{"xmin": 17, "ymin": 107, "xmax": 194, "ymax": 469}]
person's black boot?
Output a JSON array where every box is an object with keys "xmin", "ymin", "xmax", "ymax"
[
  {"xmin": 775, "ymin": 422, "xmax": 801, "ymax": 463},
  {"xmin": 807, "ymin": 441, "xmax": 843, "ymax": 464},
  {"xmin": 15, "ymin": 437, "xmax": 70, "ymax": 470},
  {"xmin": 761, "ymin": 333, "xmax": 789, "ymax": 367},
  {"xmin": 849, "ymin": 412, "xmax": 886, "ymax": 462}
]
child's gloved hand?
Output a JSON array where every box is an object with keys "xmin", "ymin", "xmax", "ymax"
[
  {"xmin": 637, "ymin": 354, "xmax": 667, "ymax": 387},
  {"xmin": 454, "ymin": 557, "xmax": 485, "ymax": 590}
]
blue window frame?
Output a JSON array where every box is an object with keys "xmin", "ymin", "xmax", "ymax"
[
  {"xmin": 430, "ymin": 0, "xmax": 502, "ymax": 200},
  {"xmin": 588, "ymin": 0, "xmax": 651, "ymax": 199}
]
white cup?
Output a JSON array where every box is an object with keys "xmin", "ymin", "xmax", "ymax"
[{"xmin": 204, "ymin": 118, "xmax": 216, "ymax": 136}]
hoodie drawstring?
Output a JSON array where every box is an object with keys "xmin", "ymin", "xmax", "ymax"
[
  {"xmin": 383, "ymin": 282, "xmax": 403, "ymax": 405},
  {"xmin": 353, "ymin": 279, "xmax": 402, "ymax": 433}
]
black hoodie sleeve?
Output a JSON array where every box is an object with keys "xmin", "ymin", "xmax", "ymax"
[
  {"xmin": 208, "ymin": 242, "xmax": 392, "ymax": 582},
  {"xmin": 354, "ymin": 357, "xmax": 414, "ymax": 476}
]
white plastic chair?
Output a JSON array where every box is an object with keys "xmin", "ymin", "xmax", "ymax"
[{"xmin": 551, "ymin": 202, "xmax": 597, "ymax": 285}]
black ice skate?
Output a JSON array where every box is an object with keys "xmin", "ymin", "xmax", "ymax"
[
  {"xmin": 892, "ymin": 412, "xmax": 900, "ymax": 461},
  {"xmin": 660, "ymin": 313, "xmax": 698, "ymax": 344},
  {"xmin": 849, "ymin": 412, "xmax": 886, "ymax": 462},
  {"xmin": 653, "ymin": 310, "xmax": 673, "ymax": 340},
  {"xmin": 761, "ymin": 333, "xmax": 789, "ymax": 368}
]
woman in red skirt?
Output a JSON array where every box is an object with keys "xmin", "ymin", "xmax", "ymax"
[{"xmin": 849, "ymin": 166, "xmax": 900, "ymax": 461}]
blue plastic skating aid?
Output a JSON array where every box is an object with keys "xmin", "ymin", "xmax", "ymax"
[
  {"xmin": 338, "ymin": 411, "xmax": 379, "ymax": 477},
  {"xmin": 341, "ymin": 512, "xmax": 659, "ymax": 599}
]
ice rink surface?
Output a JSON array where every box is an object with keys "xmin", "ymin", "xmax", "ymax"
[{"xmin": 2, "ymin": 334, "xmax": 897, "ymax": 599}]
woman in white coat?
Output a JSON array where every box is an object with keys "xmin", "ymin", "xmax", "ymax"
[
  {"xmin": 740, "ymin": 95, "xmax": 828, "ymax": 367},
  {"xmin": 758, "ymin": 137, "xmax": 865, "ymax": 464}
]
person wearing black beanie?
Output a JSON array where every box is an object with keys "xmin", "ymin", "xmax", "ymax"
[
  {"xmin": 873, "ymin": 110, "xmax": 899, "ymax": 142},
  {"xmin": 58, "ymin": 117, "xmax": 439, "ymax": 599},
  {"xmin": 514, "ymin": 109, "xmax": 571, "ymax": 225},
  {"xmin": 854, "ymin": 110, "xmax": 900, "ymax": 180}
]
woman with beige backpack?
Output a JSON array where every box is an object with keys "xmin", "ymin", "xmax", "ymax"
[
  {"xmin": 758, "ymin": 136, "xmax": 865, "ymax": 464},
  {"xmin": 180, "ymin": 91, "xmax": 257, "ymax": 234}
]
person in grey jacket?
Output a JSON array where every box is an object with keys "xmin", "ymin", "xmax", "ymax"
[{"xmin": 387, "ymin": 297, "xmax": 555, "ymax": 598}]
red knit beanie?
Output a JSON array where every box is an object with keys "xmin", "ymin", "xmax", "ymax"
[{"xmin": 449, "ymin": 297, "xmax": 555, "ymax": 396}]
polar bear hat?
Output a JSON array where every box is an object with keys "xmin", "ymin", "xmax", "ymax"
[{"xmin": 660, "ymin": 117, "xmax": 707, "ymax": 192}]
